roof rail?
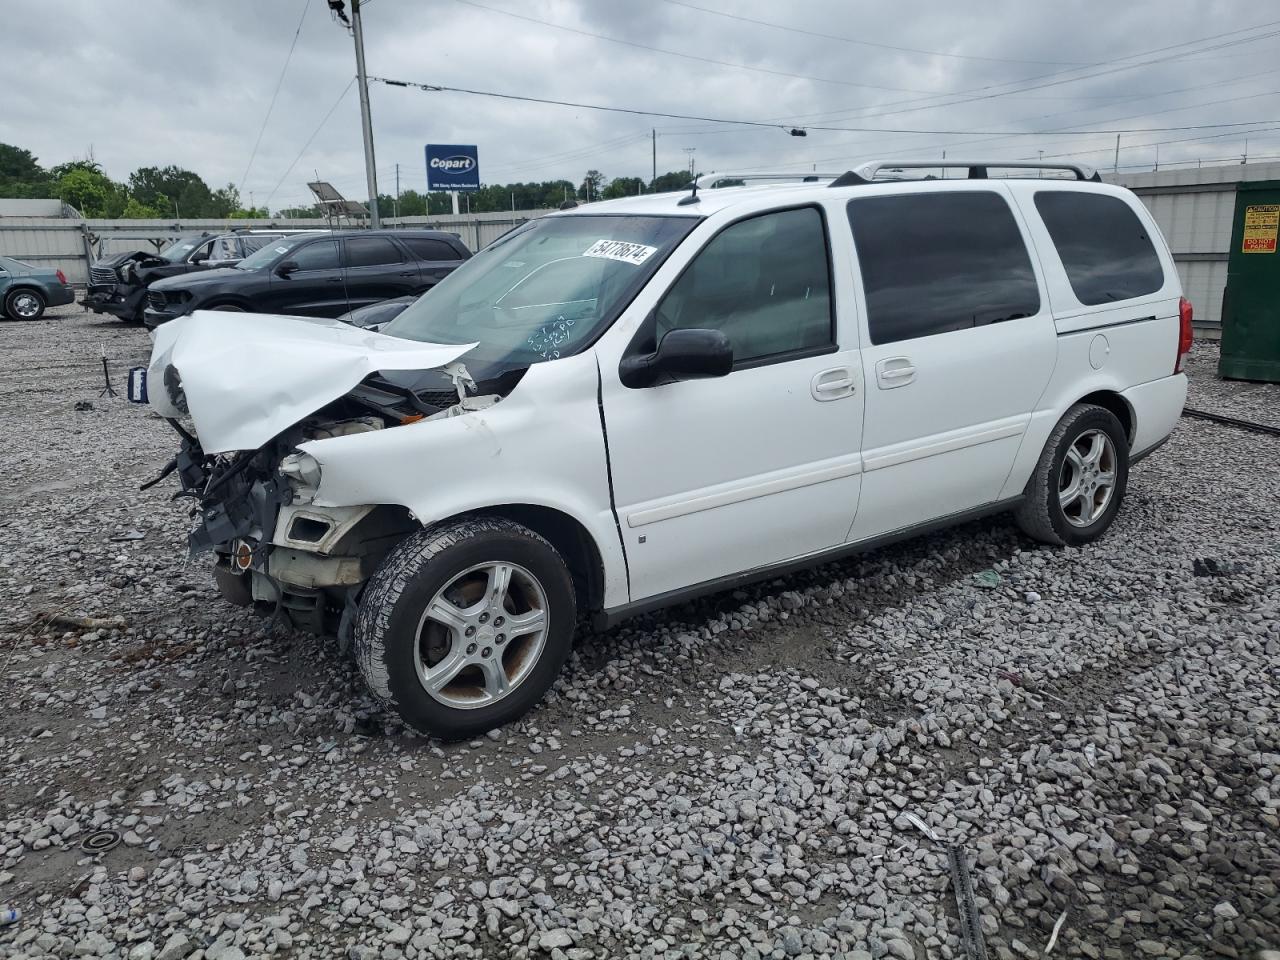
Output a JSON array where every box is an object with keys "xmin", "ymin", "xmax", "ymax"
[
  {"xmin": 830, "ymin": 160, "xmax": 1102, "ymax": 186},
  {"xmin": 692, "ymin": 171, "xmax": 847, "ymax": 189}
]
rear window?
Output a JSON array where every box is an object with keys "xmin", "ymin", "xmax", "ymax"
[
  {"xmin": 345, "ymin": 236, "xmax": 404, "ymax": 267},
  {"xmin": 403, "ymin": 237, "xmax": 462, "ymax": 262},
  {"xmin": 848, "ymin": 191, "xmax": 1040, "ymax": 345},
  {"xmin": 1034, "ymin": 191, "xmax": 1164, "ymax": 305}
]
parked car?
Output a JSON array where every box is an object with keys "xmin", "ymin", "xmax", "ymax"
[
  {"xmin": 0, "ymin": 255, "xmax": 76, "ymax": 320},
  {"xmin": 83, "ymin": 229, "xmax": 318, "ymax": 323},
  {"xmin": 336, "ymin": 294, "xmax": 415, "ymax": 331},
  {"xmin": 137, "ymin": 161, "xmax": 1191, "ymax": 739},
  {"xmin": 142, "ymin": 230, "xmax": 471, "ymax": 328}
]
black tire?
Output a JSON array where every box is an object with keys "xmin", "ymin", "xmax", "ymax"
[
  {"xmin": 1015, "ymin": 403, "xmax": 1130, "ymax": 546},
  {"xmin": 4, "ymin": 287, "xmax": 45, "ymax": 321},
  {"xmin": 353, "ymin": 517, "xmax": 576, "ymax": 740}
]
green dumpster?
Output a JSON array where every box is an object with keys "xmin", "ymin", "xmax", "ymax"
[{"xmin": 1220, "ymin": 180, "xmax": 1280, "ymax": 382}]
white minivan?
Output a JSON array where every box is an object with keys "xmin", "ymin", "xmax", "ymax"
[{"xmin": 142, "ymin": 160, "xmax": 1191, "ymax": 739}]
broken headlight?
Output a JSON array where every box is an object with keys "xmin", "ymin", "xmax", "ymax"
[{"xmin": 279, "ymin": 452, "xmax": 322, "ymax": 503}]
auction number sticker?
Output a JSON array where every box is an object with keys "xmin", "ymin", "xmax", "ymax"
[
  {"xmin": 1242, "ymin": 204, "xmax": 1279, "ymax": 253},
  {"xmin": 583, "ymin": 239, "xmax": 657, "ymax": 265}
]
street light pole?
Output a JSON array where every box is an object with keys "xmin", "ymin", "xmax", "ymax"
[{"xmin": 350, "ymin": 0, "xmax": 381, "ymax": 228}]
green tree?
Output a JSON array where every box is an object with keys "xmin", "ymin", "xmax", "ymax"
[
  {"xmin": 128, "ymin": 165, "xmax": 223, "ymax": 218},
  {"xmin": 579, "ymin": 169, "xmax": 605, "ymax": 202},
  {"xmin": 121, "ymin": 196, "xmax": 163, "ymax": 219},
  {"xmin": 0, "ymin": 143, "xmax": 53, "ymax": 197},
  {"xmin": 602, "ymin": 176, "xmax": 644, "ymax": 200},
  {"xmin": 55, "ymin": 167, "xmax": 126, "ymax": 217},
  {"xmin": 650, "ymin": 170, "xmax": 691, "ymax": 193}
]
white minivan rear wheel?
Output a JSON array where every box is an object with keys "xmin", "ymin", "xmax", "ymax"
[
  {"xmin": 1015, "ymin": 403, "xmax": 1130, "ymax": 546},
  {"xmin": 353, "ymin": 517, "xmax": 576, "ymax": 740}
]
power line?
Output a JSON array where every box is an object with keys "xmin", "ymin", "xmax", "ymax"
[
  {"xmin": 449, "ymin": 0, "xmax": 943, "ymax": 96},
  {"xmin": 793, "ymin": 21, "xmax": 1280, "ymax": 127},
  {"xmin": 370, "ymin": 76, "xmax": 1280, "ymax": 137},
  {"xmin": 263, "ymin": 77, "xmax": 356, "ymax": 210},
  {"xmin": 660, "ymin": 0, "xmax": 1091, "ymax": 66},
  {"xmin": 239, "ymin": 0, "xmax": 311, "ymax": 200}
]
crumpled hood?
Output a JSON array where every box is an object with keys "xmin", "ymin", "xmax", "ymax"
[{"xmin": 148, "ymin": 310, "xmax": 476, "ymax": 454}]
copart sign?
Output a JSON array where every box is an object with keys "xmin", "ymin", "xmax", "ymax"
[{"xmin": 426, "ymin": 143, "xmax": 480, "ymax": 192}]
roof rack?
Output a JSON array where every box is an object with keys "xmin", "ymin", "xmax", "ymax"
[
  {"xmin": 692, "ymin": 171, "xmax": 848, "ymax": 189},
  {"xmin": 830, "ymin": 160, "xmax": 1101, "ymax": 186}
]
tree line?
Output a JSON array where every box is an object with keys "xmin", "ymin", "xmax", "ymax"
[
  {"xmin": 2, "ymin": 143, "xmax": 695, "ymax": 219},
  {"xmin": 0, "ymin": 143, "xmax": 263, "ymax": 219}
]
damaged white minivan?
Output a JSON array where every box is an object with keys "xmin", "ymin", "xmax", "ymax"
[{"xmin": 139, "ymin": 161, "xmax": 1191, "ymax": 739}]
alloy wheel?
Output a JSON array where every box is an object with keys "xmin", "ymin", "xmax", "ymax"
[
  {"xmin": 413, "ymin": 562, "xmax": 549, "ymax": 709},
  {"xmin": 1058, "ymin": 428, "xmax": 1117, "ymax": 527}
]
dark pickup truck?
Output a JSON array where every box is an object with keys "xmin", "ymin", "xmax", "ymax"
[{"xmin": 83, "ymin": 230, "xmax": 315, "ymax": 323}]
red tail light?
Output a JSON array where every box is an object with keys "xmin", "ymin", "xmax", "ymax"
[
  {"xmin": 1175, "ymin": 296, "xmax": 1193, "ymax": 373},
  {"xmin": 55, "ymin": 269, "xmax": 68, "ymax": 285}
]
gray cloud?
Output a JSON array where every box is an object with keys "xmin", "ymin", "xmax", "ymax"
[{"xmin": 3, "ymin": 0, "xmax": 1278, "ymax": 211}]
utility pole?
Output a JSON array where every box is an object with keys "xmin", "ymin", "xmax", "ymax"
[
  {"xmin": 394, "ymin": 162, "xmax": 400, "ymax": 219},
  {"xmin": 683, "ymin": 147, "xmax": 696, "ymax": 178},
  {"xmin": 652, "ymin": 129, "xmax": 656, "ymax": 186},
  {"xmin": 342, "ymin": 0, "xmax": 381, "ymax": 228},
  {"xmin": 1114, "ymin": 134, "xmax": 1120, "ymax": 174}
]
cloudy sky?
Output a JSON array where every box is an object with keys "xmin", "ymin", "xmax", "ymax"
[{"xmin": 4, "ymin": 0, "xmax": 1279, "ymax": 210}]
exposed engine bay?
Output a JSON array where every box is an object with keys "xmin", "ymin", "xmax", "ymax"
[{"xmin": 140, "ymin": 311, "xmax": 531, "ymax": 641}]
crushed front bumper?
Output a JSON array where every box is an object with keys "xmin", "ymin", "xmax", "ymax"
[{"xmin": 83, "ymin": 284, "xmax": 144, "ymax": 320}]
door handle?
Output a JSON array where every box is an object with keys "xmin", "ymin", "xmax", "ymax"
[
  {"xmin": 326, "ymin": 277, "xmax": 344, "ymax": 283},
  {"xmin": 811, "ymin": 367, "xmax": 856, "ymax": 401},
  {"xmin": 875, "ymin": 357, "xmax": 916, "ymax": 389},
  {"xmin": 398, "ymin": 271, "xmax": 415, "ymax": 277}
]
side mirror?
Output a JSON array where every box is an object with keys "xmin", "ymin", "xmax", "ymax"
[
  {"xmin": 190, "ymin": 252, "xmax": 208, "ymax": 264},
  {"xmin": 619, "ymin": 328, "xmax": 733, "ymax": 388},
  {"xmin": 275, "ymin": 260, "xmax": 299, "ymax": 277}
]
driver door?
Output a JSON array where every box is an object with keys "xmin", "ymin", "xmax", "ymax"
[
  {"xmin": 599, "ymin": 204, "xmax": 864, "ymax": 603},
  {"xmin": 264, "ymin": 238, "xmax": 348, "ymax": 316}
]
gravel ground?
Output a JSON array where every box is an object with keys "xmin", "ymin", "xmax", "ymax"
[{"xmin": 1, "ymin": 310, "xmax": 1277, "ymax": 960}]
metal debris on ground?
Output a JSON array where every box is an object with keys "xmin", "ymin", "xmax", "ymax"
[
  {"xmin": 108, "ymin": 529, "xmax": 146, "ymax": 542},
  {"xmin": 80, "ymin": 829, "xmax": 122, "ymax": 853},
  {"xmin": 1192, "ymin": 557, "xmax": 1246, "ymax": 577},
  {"xmin": 948, "ymin": 844, "xmax": 991, "ymax": 960},
  {"xmin": 73, "ymin": 400, "xmax": 94, "ymax": 412},
  {"xmin": 1045, "ymin": 908, "xmax": 1069, "ymax": 954},
  {"xmin": 973, "ymin": 570, "xmax": 1002, "ymax": 589},
  {"xmin": 32, "ymin": 612, "xmax": 128, "ymax": 633}
]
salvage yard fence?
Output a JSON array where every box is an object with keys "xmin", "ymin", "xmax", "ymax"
[
  {"xmin": 0, "ymin": 211, "xmax": 554, "ymax": 286},
  {"xmin": 8, "ymin": 158, "xmax": 1280, "ymax": 332}
]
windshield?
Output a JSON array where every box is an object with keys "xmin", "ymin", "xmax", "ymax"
[
  {"xmin": 235, "ymin": 233, "xmax": 314, "ymax": 271},
  {"xmin": 383, "ymin": 214, "xmax": 698, "ymax": 365},
  {"xmin": 158, "ymin": 236, "xmax": 208, "ymax": 263}
]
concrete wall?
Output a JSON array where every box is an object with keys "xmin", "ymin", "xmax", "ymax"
[
  {"xmin": 1103, "ymin": 161, "xmax": 1280, "ymax": 328},
  {"xmin": 0, "ymin": 211, "xmax": 555, "ymax": 285}
]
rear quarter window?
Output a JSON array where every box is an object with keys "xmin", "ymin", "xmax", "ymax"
[
  {"xmin": 848, "ymin": 191, "xmax": 1041, "ymax": 346},
  {"xmin": 1033, "ymin": 191, "xmax": 1164, "ymax": 305},
  {"xmin": 403, "ymin": 237, "xmax": 463, "ymax": 261}
]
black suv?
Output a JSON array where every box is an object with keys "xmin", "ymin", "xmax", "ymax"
[
  {"xmin": 143, "ymin": 229, "xmax": 471, "ymax": 328},
  {"xmin": 84, "ymin": 230, "xmax": 311, "ymax": 323}
]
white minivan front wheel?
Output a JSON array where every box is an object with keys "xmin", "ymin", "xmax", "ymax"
[
  {"xmin": 354, "ymin": 517, "xmax": 576, "ymax": 740},
  {"xmin": 1015, "ymin": 403, "xmax": 1130, "ymax": 547}
]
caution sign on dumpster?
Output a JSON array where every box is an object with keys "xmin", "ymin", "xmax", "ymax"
[{"xmin": 1242, "ymin": 204, "xmax": 1279, "ymax": 253}]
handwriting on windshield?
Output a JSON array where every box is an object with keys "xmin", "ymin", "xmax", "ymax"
[{"xmin": 527, "ymin": 315, "xmax": 577, "ymax": 360}]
